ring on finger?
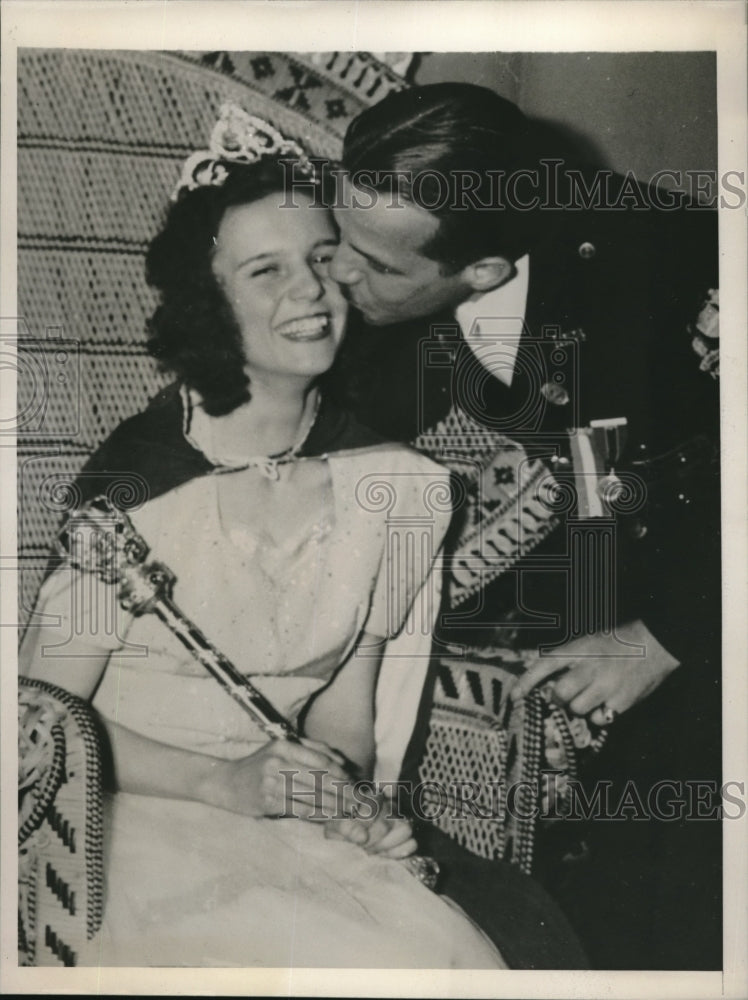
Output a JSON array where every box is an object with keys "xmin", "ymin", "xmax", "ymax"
[{"xmin": 598, "ymin": 703, "xmax": 618, "ymax": 725}]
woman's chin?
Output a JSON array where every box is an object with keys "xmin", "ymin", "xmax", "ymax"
[
  {"xmin": 268, "ymin": 359, "xmax": 338, "ymax": 382},
  {"xmin": 288, "ymin": 342, "xmax": 341, "ymax": 377}
]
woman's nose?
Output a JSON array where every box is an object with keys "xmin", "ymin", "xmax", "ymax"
[
  {"xmin": 329, "ymin": 244, "xmax": 363, "ymax": 286},
  {"xmin": 289, "ymin": 265, "xmax": 325, "ymax": 301}
]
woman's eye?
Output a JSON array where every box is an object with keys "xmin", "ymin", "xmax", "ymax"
[
  {"xmin": 312, "ymin": 250, "xmax": 336, "ymax": 266},
  {"xmin": 249, "ymin": 265, "xmax": 280, "ymax": 278}
]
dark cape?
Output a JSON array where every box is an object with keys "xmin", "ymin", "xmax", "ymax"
[{"xmin": 76, "ymin": 381, "xmax": 386, "ymax": 504}]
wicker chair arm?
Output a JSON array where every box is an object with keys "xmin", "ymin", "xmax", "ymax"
[{"xmin": 18, "ymin": 676, "xmax": 105, "ymax": 967}]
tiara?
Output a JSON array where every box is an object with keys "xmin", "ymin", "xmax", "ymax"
[{"xmin": 171, "ymin": 103, "xmax": 316, "ymax": 200}]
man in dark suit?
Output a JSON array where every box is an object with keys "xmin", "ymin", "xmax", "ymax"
[{"xmin": 328, "ymin": 83, "xmax": 721, "ymax": 968}]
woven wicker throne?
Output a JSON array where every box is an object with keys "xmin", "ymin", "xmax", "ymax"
[{"xmin": 16, "ymin": 49, "xmax": 583, "ymax": 966}]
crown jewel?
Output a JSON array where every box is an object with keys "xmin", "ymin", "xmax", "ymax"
[{"xmin": 172, "ymin": 103, "xmax": 315, "ymax": 200}]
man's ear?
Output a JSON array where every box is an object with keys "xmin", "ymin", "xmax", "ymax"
[{"xmin": 460, "ymin": 257, "xmax": 515, "ymax": 293}]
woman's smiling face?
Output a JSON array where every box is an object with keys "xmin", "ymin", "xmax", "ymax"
[{"xmin": 211, "ymin": 191, "xmax": 348, "ymax": 383}]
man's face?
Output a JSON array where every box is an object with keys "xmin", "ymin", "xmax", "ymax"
[{"xmin": 330, "ymin": 178, "xmax": 471, "ymax": 326}]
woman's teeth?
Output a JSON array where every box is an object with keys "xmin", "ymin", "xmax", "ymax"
[{"xmin": 278, "ymin": 315, "xmax": 330, "ymax": 340}]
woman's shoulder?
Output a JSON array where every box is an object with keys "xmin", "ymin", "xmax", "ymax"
[
  {"xmin": 317, "ymin": 397, "xmax": 449, "ymax": 482},
  {"xmin": 382, "ymin": 442, "xmax": 450, "ymax": 481},
  {"xmin": 329, "ymin": 440, "xmax": 448, "ymax": 477},
  {"xmin": 328, "ymin": 441, "xmax": 452, "ymax": 530}
]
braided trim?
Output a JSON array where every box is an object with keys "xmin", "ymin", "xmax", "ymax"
[
  {"xmin": 18, "ymin": 854, "xmax": 38, "ymax": 965},
  {"xmin": 18, "ymin": 678, "xmax": 105, "ymax": 941},
  {"xmin": 18, "ymin": 723, "xmax": 66, "ymax": 847},
  {"xmin": 547, "ymin": 703, "xmax": 580, "ymax": 784},
  {"xmin": 516, "ymin": 691, "xmax": 544, "ymax": 875}
]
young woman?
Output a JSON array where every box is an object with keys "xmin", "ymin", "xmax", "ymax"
[{"xmin": 20, "ymin": 106, "xmax": 505, "ymax": 968}]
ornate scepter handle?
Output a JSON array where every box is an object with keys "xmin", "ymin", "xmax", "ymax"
[
  {"xmin": 58, "ymin": 496, "xmax": 439, "ymax": 890},
  {"xmin": 60, "ymin": 497, "xmax": 297, "ymax": 742}
]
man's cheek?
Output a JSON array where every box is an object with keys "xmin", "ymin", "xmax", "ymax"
[{"xmin": 376, "ymin": 278, "xmax": 407, "ymax": 305}]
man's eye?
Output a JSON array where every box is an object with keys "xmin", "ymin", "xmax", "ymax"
[{"xmin": 369, "ymin": 260, "xmax": 395, "ymax": 275}]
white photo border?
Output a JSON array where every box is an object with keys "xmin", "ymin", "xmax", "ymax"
[{"xmin": 1, "ymin": 2, "xmax": 746, "ymax": 997}]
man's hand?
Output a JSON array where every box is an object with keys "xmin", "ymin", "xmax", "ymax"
[{"xmin": 510, "ymin": 620, "xmax": 680, "ymax": 726}]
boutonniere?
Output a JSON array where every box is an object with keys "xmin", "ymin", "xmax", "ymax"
[{"xmin": 689, "ymin": 288, "xmax": 719, "ymax": 379}]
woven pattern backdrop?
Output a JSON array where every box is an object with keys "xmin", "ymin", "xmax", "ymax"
[{"xmin": 17, "ymin": 48, "xmax": 406, "ymax": 624}]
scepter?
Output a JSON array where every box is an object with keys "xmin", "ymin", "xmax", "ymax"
[{"xmin": 58, "ymin": 495, "xmax": 439, "ymax": 890}]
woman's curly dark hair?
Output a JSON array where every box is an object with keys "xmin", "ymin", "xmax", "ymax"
[{"xmin": 146, "ymin": 156, "xmax": 340, "ymax": 416}]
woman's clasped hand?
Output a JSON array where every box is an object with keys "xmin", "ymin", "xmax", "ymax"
[{"xmin": 206, "ymin": 735, "xmax": 418, "ymax": 858}]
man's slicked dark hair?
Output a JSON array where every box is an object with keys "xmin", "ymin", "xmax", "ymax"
[{"xmin": 342, "ymin": 83, "xmax": 551, "ymax": 270}]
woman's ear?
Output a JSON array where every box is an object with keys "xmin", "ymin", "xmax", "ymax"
[{"xmin": 460, "ymin": 257, "xmax": 515, "ymax": 294}]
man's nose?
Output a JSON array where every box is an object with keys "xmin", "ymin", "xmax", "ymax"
[{"xmin": 329, "ymin": 244, "xmax": 363, "ymax": 286}]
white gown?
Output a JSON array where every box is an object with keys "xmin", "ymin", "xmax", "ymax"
[{"xmin": 34, "ymin": 440, "xmax": 506, "ymax": 969}]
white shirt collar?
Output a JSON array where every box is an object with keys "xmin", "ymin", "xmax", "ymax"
[{"xmin": 454, "ymin": 254, "xmax": 530, "ymax": 387}]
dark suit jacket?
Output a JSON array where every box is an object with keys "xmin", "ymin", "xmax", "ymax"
[
  {"xmin": 341, "ymin": 189, "xmax": 722, "ymax": 968},
  {"xmin": 343, "ymin": 192, "xmax": 720, "ymax": 672}
]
